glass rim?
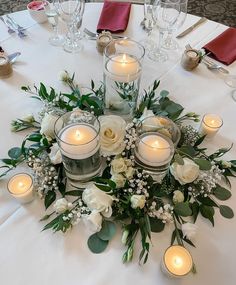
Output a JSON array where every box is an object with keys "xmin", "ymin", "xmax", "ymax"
[
  {"xmin": 163, "ymin": 245, "xmax": 193, "ymax": 277},
  {"xmin": 139, "ymin": 132, "xmax": 174, "ymax": 150},
  {"xmin": 7, "ymin": 173, "xmax": 33, "ymax": 196},
  {"xmin": 104, "ymin": 39, "xmax": 145, "ymax": 62},
  {"xmin": 202, "ymin": 113, "xmax": 223, "ymax": 129},
  {"xmin": 54, "ymin": 111, "xmax": 100, "ymax": 146}
]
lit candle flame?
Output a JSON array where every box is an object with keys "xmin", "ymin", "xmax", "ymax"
[
  {"xmin": 18, "ymin": 182, "xmax": 24, "ymax": 188},
  {"xmin": 174, "ymin": 256, "xmax": 183, "ymax": 267},
  {"xmin": 151, "ymin": 140, "xmax": 160, "ymax": 148}
]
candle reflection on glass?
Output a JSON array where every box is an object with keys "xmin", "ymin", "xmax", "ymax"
[{"xmin": 7, "ymin": 173, "xmax": 34, "ymax": 204}]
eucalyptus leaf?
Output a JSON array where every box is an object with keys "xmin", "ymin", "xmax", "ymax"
[
  {"xmin": 97, "ymin": 221, "xmax": 116, "ymax": 241},
  {"xmin": 200, "ymin": 205, "xmax": 215, "ymax": 226},
  {"xmin": 160, "ymin": 90, "xmax": 169, "ymax": 98},
  {"xmin": 174, "ymin": 202, "xmax": 192, "ymax": 217},
  {"xmin": 174, "ymin": 154, "xmax": 184, "ymax": 165},
  {"xmin": 8, "ymin": 147, "xmax": 22, "ymax": 159},
  {"xmin": 190, "ymin": 202, "xmax": 199, "ymax": 223},
  {"xmin": 87, "ymin": 234, "xmax": 109, "ymax": 254},
  {"xmin": 194, "ymin": 159, "xmax": 212, "ymax": 170},
  {"xmin": 219, "ymin": 205, "xmax": 234, "ymax": 219},
  {"xmin": 149, "ymin": 217, "xmax": 165, "ymax": 232},
  {"xmin": 213, "ymin": 185, "xmax": 232, "ymax": 201}
]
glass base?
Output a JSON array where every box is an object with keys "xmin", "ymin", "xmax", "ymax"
[
  {"xmin": 231, "ymin": 89, "xmax": 236, "ymax": 101},
  {"xmin": 139, "ymin": 38, "xmax": 155, "ymax": 52},
  {"xmin": 225, "ymin": 75, "xmax": 236, "ymax": 88},
  {"xmin": 162, "ymin": 37, "xmax": 179, "ymax": 50},
  {"xmin": 49, "ymin": 35, "xmax": 64, "ymax": 47},
  {"xmin": 148, "ymin": 48, "xmax": 168, "ymax": 62},
  {"xmin": 63, "ymin": 39, "xmax": 83, "ymax": 53}
]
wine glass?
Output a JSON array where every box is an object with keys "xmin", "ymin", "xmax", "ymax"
[
  {"xmin": 225, "ymin": 75, "xmax": 236, "ymax": 101},
  {"xmin": 74, "ymin": 0, "xmax": 85, "ymax": 40},
  {"xmin": 45, "ymin": 3, "xmax": 64, "ymax": 46},
  {"xmin": 162, "ymin": 0, "xmax": 188, "ymax": 50},
  {"xmin": 54, "ymin": 0, "xmax": 84, "ymax": 53},
  {"xmin": 148, "ymin": 0, "xmax": 180, "ymax": 62}
]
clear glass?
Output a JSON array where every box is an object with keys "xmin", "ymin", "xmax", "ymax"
[
  {"xmin": 199, "ymin": 113, "xmax": 223, "ymax": 138},
  {"xmin": 148, "ymin": 0, "xmax": 180, "ymax": 62},
  {"xmin": 138, "ymin": 115, "xmax": 181, "ymax": 146},
  {"xmin": 45, "ymin": 3, "xmax": 64, "ymax": 46},
  {"xmin": 225, "ymin": 75, "xmax": 236, "ymax": 101},
  {"xmin": 54, "ymin": 0, "xmax": 84, "ymax": 53},
  {"xmin": 162, "ymin": 0, "xmax": 188, "ymax": 50},
  {"xmin": 54, "ymin": 110, "xmax": 101, "ymax": 182},
  {"xmin": 74, "ymin": 0, "xmax": 85, "ymax": 40},
  {"xmin": 103, "ymin": 39, "xmax": 145, "ymax": 121}
]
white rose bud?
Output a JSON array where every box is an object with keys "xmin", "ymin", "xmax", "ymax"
[
  {"xmin": 130, "ymin": 195, "xmax": 146, "ymax": 209},
  {"xmin": 170, "ymin": 158, "xmax": 200, "ymax": 185},
  {"xmin": 222, "ymin": 161, "xmax": 232, "ymax": 168},
  {"xmin": 82, "ymin": 183, "xmax": 114, "ymax": 217},
  {"xmin": 99, "ymin": 115, "xmax": 126, "ymax": 156},
  {"xmin": 49, "ymin": 143, "xmax": 62, "ymax": 165},
  {"xmin": 40, "ymin": 113, "xmax": 58, "ymax": 139},
  {"xmin": 111, "ymin": 157, "xmax": 127, "ymax": 174},
  {"xmin": 121, "ymin": 229, "xmax": 129, "ymax": 245},
  {"xmin": 85, "ymin": 211, "xmax": 103, "ymax": 233},
  {"xmin": 54, "ymin": 198, "xmax": 69, "ymax": 214},
  {"xmin": 23, "ymin": 114, "xmax": 35, "ymax": 123},
  {"xmin": 126, "ymin": 167, "xmax": 135, "ymax": 179},
  {"xmin": 181, "ymin": 222, "xmax": 198, "ymax": 240},
  {"xmin": 111, "ymin": 174, "xmax": 126, "ymax": 188},
  {"xmin": 173, "ymin": 190, "xmax": 184, "ymax": 204}
]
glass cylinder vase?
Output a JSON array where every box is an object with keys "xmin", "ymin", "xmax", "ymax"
[
  {"xmin": 54, "ymin": 110, "xmax": 101, "ymax": 183},
  {"xmin": 103, "ymin": 39, "xmax": 145, "ymax": 121}
]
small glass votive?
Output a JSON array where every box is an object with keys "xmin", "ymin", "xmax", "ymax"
[
  {"xmin": 139, "ymin": 116, "xmax": 181, "ymax": 147},
  {"xmin": 161, "ymin": 245, "xmax": 193, "ymax": 278},
  {"xmin": 54, "ymin": 110, "xmax": 101, "ymax": 183},
  {"xmin": 199, "ymin": 113, "xmax": 223, "ymax": 138},
  {"xmin": 103, "ymin": 39, "xmax": 145, "ymax": 121},
  {"xmin": 7, "ymin": 173, "xmax": 34, "ymax": 204},
  {"xmin": 134, "ymin": 132, "xmax": 174, "ymax": 182}
]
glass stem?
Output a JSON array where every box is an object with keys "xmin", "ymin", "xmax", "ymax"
[
  {"xmin": 157, "ymin": 30, "xmax": 164, "ymax": 52},
  {"xmin": 52, "ymin": 25, "xmax": 58, "ymax": 38}
]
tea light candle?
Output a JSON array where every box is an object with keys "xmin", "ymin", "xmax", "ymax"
[
  {"xmin": 138, "ymin": 134, "xmax": 171, "ymax": 165},
  {"xmin": 186, "ymin": 50, "xmax": 198, "ymax": 58},
  {"xmin": 106, "ymin": 54, "xmax": 140, "ymax": 82},
  {"xmin": 59, "ymin": 124, "xmax": 99, "ymax": 159},
  {"xmin": 161, "ymin": 245, "xmax": 193, "ymax": 277},
  {"xmin": 0, "ymin": 55, "xmax": 13, "ymax": 78},
  {"xmin": 200, "ymin": 113, "xmax": 223, "ymax": 137},
  {"xmin": 7, "ymin": 173, "xmax": 34, "ymax": 204}
]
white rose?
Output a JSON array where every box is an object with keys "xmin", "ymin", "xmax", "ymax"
[
  {"xmin": 82, "ymin": 183, "xmax": 114, "ymax": 217},
  {"xmin": 111, "ymin": 174, "xmax": 126, "ymax": 188},
  {"xmin": 170, "ymin": 158, "xmax": 199, "ymax": 185},
  {"xmin": 181, "ymin": 222, "xmax": 198, "ymax": 240},
  {"xmin": 40, "ymin": 113, "xmax": 58, "ymax": 139},
  {"xmin": 84, "ymin": 211, "xmax": 103, "ymax": 233},
  {"xmin": 173, "ymin": 190, "xmax": 184, "ymax": 204},
  {"xmin": 130, "ymin": 195, "xmax": 146, "ymax": 209},
  {"xmin": 126, "ymin": 167, "xmax": 135, "ymax": 179},
  {"xmin": 99, "ymin": 115, "xmax": 126, "ymax": 156},
  {"xmin": 111, "ymin": 157, "xmax": 127, "ymax": 174},
  {"xmin": 49, "ymin": 143, "xmax": 62, "ymax": 165},
  {"xmin": 54, "ymin": 198, "xmax": 69, "ymax": 213}
]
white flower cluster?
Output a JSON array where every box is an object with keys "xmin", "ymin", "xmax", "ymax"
[
  {"xmin": 188, "ymin": 164, "xmax": 223, "ymax": 198},
  {"xmin": 181, "ymin": 125, "xmax": 200, "ymax": 146},
  {"xmin": 124, "ymin": 171, "xmax": 150, "ymax": 198},
  {"xmin": 27, "ymin": 151, "xmax": 58, "ymax": 197},
  {"xmin": 124, "ymin": 122, "xmax": 138, "ymax": 152},
  {"xmin": 149, "ymin": 203, "xmax": 174, "ymax": 224}
]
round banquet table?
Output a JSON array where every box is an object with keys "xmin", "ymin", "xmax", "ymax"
[{"xmin": 0, "ymin": 3, "xmax": 236, "ymax": 285}]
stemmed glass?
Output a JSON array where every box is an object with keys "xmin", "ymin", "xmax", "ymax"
[
  {"xmin": 54, "ymin": 0, "xmax": 85, "ymax": 53},
  {"xmin": 45, "ymin": 3, "xmax": 64, "ymax": 46},
  {"xmin": 148, "ymin": 0, "xmax": 180, "ymax": 62},
  {"xmin": 162, "ymin": 0, "xmax": 188, "ymax": 50}
]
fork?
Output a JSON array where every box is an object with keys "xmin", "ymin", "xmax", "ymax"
[
  {"xmin": 202, "ymin": 57, "xmax": 229, "ymax": 74},
  {"xmin": 83, "ymin": 28, "xmax": 126, "ymax": 39},
  {"xmin": 6, "ymin": 15, "xmax": 26, "ymax": 32},
  {"xmin": 0, "ymin": 16, "xmax": 15, "ymax": 34},
  {"xmin": 5, "ymin": 19, "xmax": 26, "ymax": 38}
]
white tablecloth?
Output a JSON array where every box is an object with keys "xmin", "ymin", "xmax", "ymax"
[{"xmin": 0, "ymin": 3, "xmax": 236, "ymax": 285}]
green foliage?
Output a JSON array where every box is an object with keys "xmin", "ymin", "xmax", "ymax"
[
  {"xmin": 174, "ymin": 202, "xmax": 192, "ymax": 217},
  {"xmin": 200, "ymin": 205, "xmax": 215, "ymax": 226},
  {"xmin": 97, "ymin": 221, "xmax": 116, "ymax": 241},
  {"xmin": 87, "ymin": 234, "xmax": 109, "ymax": 254},
  {"xmin": 149, "ymin": 217, "xmax": 165, "ymax": 233},
  {"xmin": 219, "ymin": 205, "xmax": 234, "ymax": 219},
  {"xmin": 213, "ymin": 185, "xmax": 232, "ymax": 200}
]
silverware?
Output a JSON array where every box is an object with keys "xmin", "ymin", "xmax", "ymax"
[
  {"xmin": 5, "ymin": 19, "xmax": 27, "ymax": 38},
  {"xmin": 6, "ymin": 15, "xmax": 26, "ymax": 32},
  {"xmin": 176, "ymin": 17, "xmax": 207, "ymax": 39},
  {"xmin": 83, "ymin": 28, "xmax": 126, "ymax": 39},
  {"xmin": 202, "ymin": 57, "xmax": 229, "ymax": 74},
  {"xmin": 0, "ymin": 16, "xmax": 15, "ymax": 34},
  {"xmin": 8, "ymin": 52, "xmax": 21, "ymax": 64}
]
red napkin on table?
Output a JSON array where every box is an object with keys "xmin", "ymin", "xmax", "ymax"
[
  {"xmin": 97, "ymin": 1, "xmax": 131, "ymax": 33},
  {"xmin": 203, "ymin": 27, "xmax": 236, "ymax": 65}
]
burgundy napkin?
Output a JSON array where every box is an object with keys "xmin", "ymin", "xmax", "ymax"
[
  {"xmin": 203, "ymin": 28, "xmax": 236, "ymax": 65},
  {"xmin": 97, "ymin": 1, "xmax": 131, "ymax": 33}
]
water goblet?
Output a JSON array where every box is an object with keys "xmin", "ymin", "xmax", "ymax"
[{"xmin": 225, "ymin": 75, "xmax": 236, "ymax": 101}]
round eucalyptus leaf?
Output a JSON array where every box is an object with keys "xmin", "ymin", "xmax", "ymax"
[
  {"xmin": 174, "ymin": 202, "xmax": 192, "ymax": 217},
  {"xmin": 219, "ymin": 205, "xmax": 234, "ymax": 219},
  {"xmin": 8, "ymin": 147, "xmax": 22, "ymax": 159},
  {"xmin": 87, "ymin": 234, "xmax": 108, "ymax": 254},
  {"xmin": 97, "ymin": 221, "xmax": 116, "ymax": 241},
  {"xmin": 214, "ymin": 186, "xmax": 231, "ymax": 201}
]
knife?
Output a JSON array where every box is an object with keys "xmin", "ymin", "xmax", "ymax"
[{"xmin": 176, "ymin": 17, "xmax": 207, "ymax": 39}]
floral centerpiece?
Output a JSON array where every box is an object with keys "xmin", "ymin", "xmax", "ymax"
[{"xmin": 1, "ymin": 71, "xmax": 235, "ymax": 270}]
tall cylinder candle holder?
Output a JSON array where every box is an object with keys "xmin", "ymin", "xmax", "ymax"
[
  {"xmin": 103, "ymin": 39, "xmax": 145, "ymax": 121},
  {"xmin": 54, "ymin": 110, "xmax": 101, "ymax": 183},
  {"xmin": 161, "ymin": 245, "xmax": 193, "ymax": 278},
  {"xmin": 7, "ymin": 173, "xmax": 35, "ymax": 204}
]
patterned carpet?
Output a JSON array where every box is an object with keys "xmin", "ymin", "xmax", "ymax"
[{"xmin": 0, "ymin": 0, "xmax": 235, "ymax": 27}]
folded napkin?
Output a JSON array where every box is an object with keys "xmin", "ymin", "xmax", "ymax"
[
  {"xmin": 203, "ymin": 27, "xmax": 236, "ymax": 65},
  {"xmin": 97, "ymin": 1, "xmax": 131, "ymax": 33}
]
